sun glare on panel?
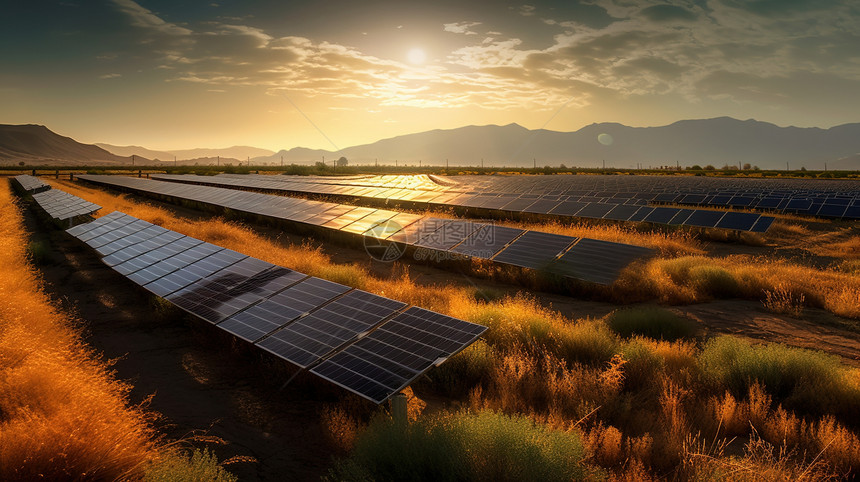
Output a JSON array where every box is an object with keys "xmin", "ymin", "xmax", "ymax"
[{"xmin": 407, "ymin": 48, "xmax": 426, "ymax": 65}]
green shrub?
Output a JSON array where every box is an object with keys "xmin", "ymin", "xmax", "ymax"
[
  {"xmin": 329, "ymin": 410, "xmax": 586, "ymax": 481},
  {"xmin": 698, "ymin": 335, "xmax": 860, "ymax": 421},
  {"xmin": 144, "ymin": 449, "xmax": 237, "ymax": 482},
  {"xmin": 620, "ymin": 338, "xmax": 664, "ymax": 390},
  {"xmin": 421, "ymin": 340, "xmax": 497, "ymax": 397},
  {"xmin": 26, "ymin": 241, "xmax": 52, "ymax": 266},
  {"xmin": 688, "ymin": 265, "xmax": 739, "ymax": 297},
  {"xmin": 607, "ymin": 307, "xmax": 695, "ymax": 341},
  {"xmin": 554, "ymin": 320, "xmax": 620, "ymax": 365}
]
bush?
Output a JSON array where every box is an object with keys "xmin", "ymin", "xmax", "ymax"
[
  {"xmin": 421, "ymin": 340, "xmax": 497, "ymax": 398},
  {"xmin": 329, "ymin": 410, "xmax": 587, "ymax": 481},
  {"xmin": 25, "ymin": 240, "xmax": 52, "ymax": 265},
  {"xmin": 143, "ymin": 449, "xmax": 237, "ymax": 482},
  {"xmin": 698, "ymin": 336, "xmax": 860, "ymax": 421},
  {"xmin": 607, "ymin": 307, "xmax": 696, "ymax": 341},
  {"xmin": 688, "ymin": 265, "xmax": 739, "ymax": 297}
]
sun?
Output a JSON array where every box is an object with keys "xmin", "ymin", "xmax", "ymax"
[{"xmin": 407, "ymin": 48, "xmax": 426, "ymax": 65}]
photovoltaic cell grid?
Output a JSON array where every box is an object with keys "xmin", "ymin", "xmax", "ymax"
[
  {"xmin": 31, "ymin": 188, "xmax": 101, "ymax": 223},
  {"xmin": 311, "ymin": 306, "xmax": 487, "ymax": 404},
  {"xmin": 12, "ymin": 175, "xmax": 50, "ymax": 194},
  {"xmin": 439, "ymin": 175, "xmax": 860, "ymax": 221},
  {"xmin": 148, "ymin": 173, "xmax": 787, "ymax": 229},
  {"xmin": 78, "ymin": 175, "xmax": 655, "ymax": 285},
  {"xmin": 67, "ymin": 211, "xmax": 487, "ymax": 404}
]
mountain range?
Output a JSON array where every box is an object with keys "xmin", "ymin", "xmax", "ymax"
[{"xmin": 2, "ymin": 118, "xmax": 859, "ymax": 170}]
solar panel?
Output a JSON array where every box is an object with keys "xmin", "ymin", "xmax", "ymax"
[
  {"xmin": 628, "ymin": 206, "xmax": 654, "ymax": 222},
  {"xmin": 415, "ymin": 220, "xmax": 485, "ymax": 251},
  {"xmin": 750, "ymin": 216, "xmax": 775, "ymax": 233},
  {"xmin": 491, "ymin": 231, "xmax": 576, "ymax": 269},
  {"xmin": 643, "ymin": 207, "xmax": 681, "ymax": 224},
  {"xmin": 668, "ymin": 209, "xmax": 695, "ymax": 225},
  {"xmin": 499, "ymin": 197, "xmax": 541, "ymax": 212},
  {"xmin": 843, "ymin": 205, "xmax": 860, "ymax": 219},
  {"xmin": 166, "ymin": 258, "xmax": 280, "ymax": 323},
  {"xmin": 449, "ymin": 225, "xmax": 525, "ymax": 259},
  {"xmin": 31, "ymin": 189, "xmax": 101, "ymax": 224},
  {"xmin": 683, "ymin": 209, "xmax": 726, "ymax": 228},
  {"xmin": 816, "ymin": 203, "xmax": 848, "ymax": 218},
  {"xmin": 75, "ymin": 176, "xmax": 662, "ymax": 284},
  {"xmin": 574, "ymin": 203, "xmax": 615, "ymax": 219},
  {"xmin": 256, "ymin": 290, "xmax": 406, "ymax": 368},
  {"xmin": 602, "ymin": 204, "xmax": 642, "ymax": 221},
  {"xmin": 715, "ymin": 212, "xmax": 761, "ymax": 231},
  {"xmin": 361, "ymin": 213, "xmax": 423, "ymax": 239},
  {"xmin": 142, "ymin": 248, "xmax": 246, "ymax": 297},
  {"xmin": 68, "ymin": 209, "xmax": 489, "ymax": 404},
  {"xmin": 387, "ymin": 217, "xmax": 448, "ymax": 245},
  {"xmin": 310, "ymin": 306, "xmax": 487, "ymax": 404},
  {"xmin": 548, "ymin": 239, "xmax": 654, "ymax": 285},
  {"xmin": 13, "ymin": 175, "xmax": 50, "ymax": 194},
  {"xmin": 549, "ymin": 201, "xmax": 588, "ymax": 216},
  {"xmin": 522, "ymin": 198, "xmax": 562, "ymax": 214}
]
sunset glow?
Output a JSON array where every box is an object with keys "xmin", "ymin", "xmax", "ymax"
[{"xmin": 1, "ymin": 1, "xmax": 858, "ymax": 152}]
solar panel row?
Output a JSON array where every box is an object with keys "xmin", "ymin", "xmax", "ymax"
[
  {"xmin": 435, "ymin": 175, "xmax": 860, "ymax": 220},
  {"xmin": 31, "ymin": 188, "xmax": 101, "ymax": 225},
  {"xmin": 67, "ymin": 211, "xmax": 487, "ymax": 404},
  {"xmin": 149, "ymin": 174, "xmax": 779, "ymax": 230},
  {"xmin": 12, "ymin": 174, "xmax": 51, "ymax": 194},
  {"xmin": 78, "ymin": 175, "xmax": 655, "ymax": 285}
]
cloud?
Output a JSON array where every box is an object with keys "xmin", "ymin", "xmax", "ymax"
[
  {"xmin": 443, "ymin": 21, "xmax": 481, "ymax": 35},
  {"xmin": 108, "ymin": 0, "xmax": 860, "ymax": 117},
  {"xmin": 109, "ymin": 0, "xmax": 191, "ymax": 36},
  {"xmin": 639, "ymin": 4, "xmax": 696, "ymax": 22},
  {"xmin": 100, "ymin": 73, "xmax": 122, "ymax": 79},
  {"xmin": 519, "ymin": 5, "xmax": 536, "ymax": 17}
]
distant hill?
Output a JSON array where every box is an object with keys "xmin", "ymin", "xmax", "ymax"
[
  {"xmin": 0, "ymin": 124, "xmax": 145, "ymax": 166},
  {"xmin": 97, "ymin": 143, "xmax": 274, "ymax": 163},
  {"xmin": 4, "ymin": 119, "xmax": 860, "ymax": 169},
  {"xmin": 254, "ymin": 118, "xmax": 860, "ymax": 170},
  {"xmin": 95, "ymin": 143, "xmax": 173, "ymax": 161}
]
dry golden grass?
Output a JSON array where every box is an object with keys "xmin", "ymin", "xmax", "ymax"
[
  {"xmin": 0, "ymin": 183, "xmax": 157, "ymax": 479},
  {"xmin": 52, "ymin": 179, "xmax": 860, "ymax": 480},
  {"xmin": 616, "ymin": 255, "xmax": 860, "ymax": 319}
]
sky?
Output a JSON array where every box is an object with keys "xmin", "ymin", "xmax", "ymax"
[{"xmin": 1, "ymin": 0, "xmax": 859, "ymax": 151}]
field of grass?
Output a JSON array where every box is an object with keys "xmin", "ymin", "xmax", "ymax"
[
  {"xmin": 43, "ymin": 177, "xmax": 860, "ymax": 479},
  {"xmin": 0, "ymin": 183, "xmax": 236, "ymax": 480}
]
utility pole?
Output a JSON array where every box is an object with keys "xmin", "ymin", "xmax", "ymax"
[
  {"xmin": 481, "ymin": 158, "xmax": 483, "ymax": 169},
  {"xmin": 533, "ymin": 158, "xmax": 536, "ymax": 169},
  {"xmin": 602, "ymin": 159, "xmax": 605, "ymax": 169},
  {"xmin": 174, "ymin": 155, "xmax": 176, "ymax": 167},
  {"xmin": 446, "ymin": 158, "xmax": 448, "ymax": 170},
  {"xmin": 132, "ymin": 154, "xmax": 135, "ymax": 166},
  {"xmin": 217, "ymin": 155, "xmax": 220, "ymax": 166},
  {"xmin": 281, "ymin": 155, "xmax": 283, "ymax": 167},
  {"xmin": 247, "ymin": 156, "xmax": 250, "ymax": 166}
]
